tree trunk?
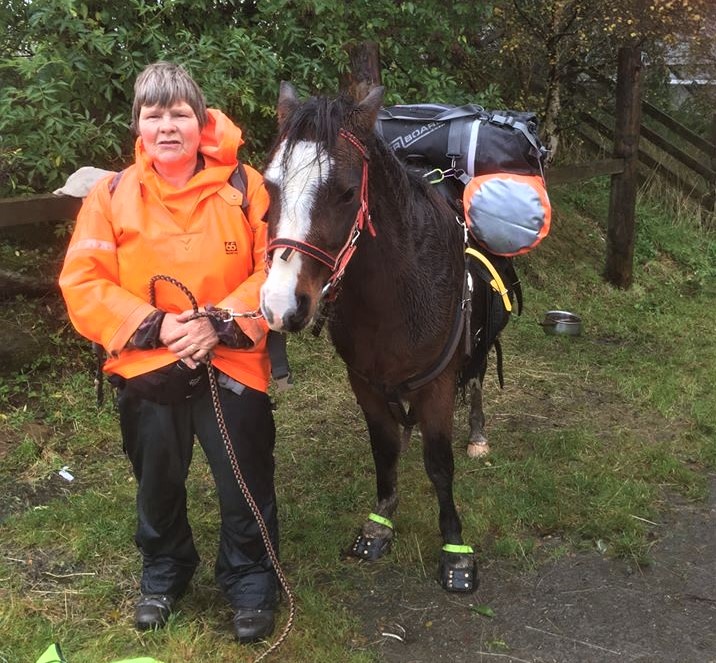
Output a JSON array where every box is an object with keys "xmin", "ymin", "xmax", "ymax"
[{"xmin": 542, "ymin": 69, "xmax": 561, "ymax": 165}]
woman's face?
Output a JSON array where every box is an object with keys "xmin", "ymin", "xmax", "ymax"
[{"xmin": 138, "ymin": 101, "xmax": 201, "ymax": 169}]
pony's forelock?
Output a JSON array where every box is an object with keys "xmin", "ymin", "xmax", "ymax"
[{"xmin": 280, "ymin": 94, "xmax": 357, "ymax": 159}]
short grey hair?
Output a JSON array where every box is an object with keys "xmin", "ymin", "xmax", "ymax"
[{"xmin": 131, "ymin": 62, "xmax": 208, "ymax": 134}]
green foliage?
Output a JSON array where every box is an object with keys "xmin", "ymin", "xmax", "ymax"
[{"xmin": 0, "ymin": 0, "xmax": 291, "ymax": 192}]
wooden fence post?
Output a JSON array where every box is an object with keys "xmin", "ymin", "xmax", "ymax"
[
  {"xmin": 340, "ymin": 41, "xmax": 382, "ymax": 101},
  {"xmin": 604, "ymin": 46, "xmax": 643, "ymax": 289}
]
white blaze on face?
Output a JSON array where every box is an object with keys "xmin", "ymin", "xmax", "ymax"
[{"xmin": 261, "ymin": 139, "xmax": 333, "ymax": 330}]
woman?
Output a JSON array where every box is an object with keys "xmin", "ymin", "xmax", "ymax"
[{"xmin": 60, "ymin": 62, "xmax": 278, "ymax": 643}]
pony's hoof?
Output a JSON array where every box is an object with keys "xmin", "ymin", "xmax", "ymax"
[
  {"xmin": 347, "ymin": 532, "xmax": 392, "ymax": 561},
  {"xmin": 467, "ymin": 441, "xmax": 490, "ymax": 458},
  {"xmin": 439, "ymin": 548, "xmax": 478, "ymax": 593}
]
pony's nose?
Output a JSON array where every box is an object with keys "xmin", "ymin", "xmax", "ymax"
[
  {"xmin": 259, "ymin": 295, "xmax": 275, "ymax": 327},
  {"xmin": 282, "ymin": 293, "xmax": 311, "ymax": 332}
]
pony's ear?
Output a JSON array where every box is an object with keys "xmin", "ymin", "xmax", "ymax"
[
  {"xmin": 354, "ymin": 85, "xmax": 385, "ymax": 134},
  {"xmin": 277, "ymin": 81, "xmax": 299, "ymax": 127}
]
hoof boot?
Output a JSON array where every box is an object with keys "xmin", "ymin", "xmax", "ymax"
[
  {"xmin": 348, "ymin": 532, "xmax": 391, "ymax": 560},
  {"xmin": 439, "ymin": 551, "xmax": 478, "ymax": 593}
]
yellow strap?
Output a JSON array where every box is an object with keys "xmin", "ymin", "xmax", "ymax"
[
  {"xmin": 368, "ymin": 512, "xmax": 394, "ymax": 530},
  {"xmin": 442, "ymin": 543, "xmax": 474, "ymax": 554},
  {"xmin": 465, "ymin": 247, "xmax": 512, "ymax": 313}
]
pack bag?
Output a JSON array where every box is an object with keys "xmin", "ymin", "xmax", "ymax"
[
  {"xmin": 375, "ymin": 103, "xmax": 547, "ymax": 178},
  {"xmin": 463, "ymin": 173, "xmax": 551, "ymax": 256},
  {"xmin": 375, "ymin": 102, "xmax": 551, "ymax": 256}
]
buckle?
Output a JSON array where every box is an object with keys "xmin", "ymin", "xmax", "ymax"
[{"xmin": 214, "ymin": 308, "xmax": 235, "ymax": 322}]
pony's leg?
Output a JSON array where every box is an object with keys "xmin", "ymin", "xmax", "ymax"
[
  {"xmin": 345, "ymin": 376, "xmax": 401, "ymax": 561},
  {"xmin": 415, "ymin": 379, "xmax": 461, "ymax": 544},
  {"xmin": 465, "ymin": 349, "xmax": 490, "ymax": 457},
  {"xmin": 467, "ymin": 377, "xmax": 490, "ymax": 458},
  {"xmin": 415, "ymin": 376, "xmax": 478, "ymax": 592}
]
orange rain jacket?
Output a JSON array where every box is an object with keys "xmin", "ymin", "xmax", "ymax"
[{"xmin": 59, "ymin": 109, "xmax": 271, "ymax": 393}]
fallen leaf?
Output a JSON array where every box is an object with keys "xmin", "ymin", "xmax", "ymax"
[{"xmin": 470, "ymin": 604, "xmax": 495, "ymax": 618}]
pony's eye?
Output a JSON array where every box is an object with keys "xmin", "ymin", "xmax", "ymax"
[{"xmin": 338, "ymin": 187, "xmax": 356, "ymax": 204}]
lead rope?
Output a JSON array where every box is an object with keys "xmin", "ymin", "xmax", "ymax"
[{"xmin": 149, "ymin": 275, "xmax": 296, "ymax": 661}]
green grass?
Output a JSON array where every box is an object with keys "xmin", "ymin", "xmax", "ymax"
[{"xmin": 1, "ymin": 178, "xmax": 714, "ymax": 661}]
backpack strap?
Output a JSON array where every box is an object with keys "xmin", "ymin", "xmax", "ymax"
[
  {"xmin": 108, "ymin": 169, "xmax": 125, "ymax": 195},
  {"xmin": 434, "ymin": 103, "xmax": 486, "ymax": 122},
  {"xmin": 110, "ymin": 162, "xmax": 251, "ymax": 209},
  {"xmin": 447, "ymin": 117, "xmax": 464, "ymax": 161},
  {"xmin": 267, "ymin": 328, "xmax": 292, "ymax": 391},
  {"xmin": 229, "ymin": 161, "xmax": 250, "ymax": 213},
  {"xmin": 465, "ymin": 247, "xmax": 513, "ymax": 313},
  {"xmin": 489, "ymin": 114, "xmax": 549, "ymax": 168}
]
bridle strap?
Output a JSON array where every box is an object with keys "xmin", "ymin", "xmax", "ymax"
[
  {"xmin": 339, "ymin": 129, "xmax": 376, "ymax": 239},
  {"xmin": 268, "ymin": 128, "xmax": 375, "ymax": 299},
  {"xmin": 267, "ymin": 238, "xmax": 337, "ymax": 271}
]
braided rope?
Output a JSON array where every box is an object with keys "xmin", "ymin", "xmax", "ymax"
[
  {"xmin": 207, "ymin": 366, "xmax": 296, "ymax": 660},
  {"xmin": 149, "ymin": 274, "xmax": 295, "ymax": 660},
  {"xmin": 148, "ymin": 274, "xmax": 261, "ymax": 320}
]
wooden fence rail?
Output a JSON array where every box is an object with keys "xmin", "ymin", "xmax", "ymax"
[
  {"xmin": 547, "ymin": 158, "xmax": 624, "ymax": 185},
  {"xmin": 642, "ymin": 100, "xmax": 714, "ymax": 156},
  {"xmin": 0, "ymin": 160, "xmax": 627, "ymax": 231},
  {"xmin": 577, "ymin": 114, "xmax": 714, "ymax": 212},
  {"xmin": 0, "ymin": 194, "xmax": 82, "ymax": 230},
  {"xmin": 579, "ymin": 113, "xmax": 707, "ymax": 202},
  {"xmin": 580, "ymin": 71, "xmax": 716, "ymax": 213}
]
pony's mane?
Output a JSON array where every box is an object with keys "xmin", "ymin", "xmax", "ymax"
[{"xmin": 281, "ymin": 93, "xmax": 357, "ymax": 157}]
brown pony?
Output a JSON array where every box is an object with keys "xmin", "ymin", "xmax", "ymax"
[{"xmin": 260, "ymin": 83, "xmax": 517, "ymax": 592}]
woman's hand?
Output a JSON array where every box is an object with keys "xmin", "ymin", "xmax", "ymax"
[{"xmin": 160, "ymin": 310, "xmax": 219, "ymax": 368}]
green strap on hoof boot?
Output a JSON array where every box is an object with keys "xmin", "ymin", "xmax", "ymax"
[
  {"xmin": 36, "ymin": 644, "xmax": 66, "ymax": 663},
  {"xmin": 442, "ymin": 543, "xmax": 473, "ymax": 554},
  {"xmin": 368, "ymin": 512, "xmax": 394, "ymax": 530}
]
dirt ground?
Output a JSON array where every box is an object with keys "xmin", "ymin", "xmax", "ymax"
[{"xmin": 347, "ymin": 476, "xmax": 716, "ymax": 663}]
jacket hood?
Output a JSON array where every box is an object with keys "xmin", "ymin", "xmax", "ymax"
[{"xmin": 198, "ymin": 108, "xmax": 245, "ymax": 167}]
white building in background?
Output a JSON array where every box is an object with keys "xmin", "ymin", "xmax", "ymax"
[{"xmin": 664, "ymin": 33, "xmax": 715, "ymax": 107}]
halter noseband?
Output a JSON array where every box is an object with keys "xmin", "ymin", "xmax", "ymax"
[{"xmin": 267, "ymin": 128, "xmax": 376, "ymax": 299}]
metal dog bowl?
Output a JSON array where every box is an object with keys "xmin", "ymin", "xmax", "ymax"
[{"xmin": 540, "ymin": 310, "xmax": 582, "ymax": 336}]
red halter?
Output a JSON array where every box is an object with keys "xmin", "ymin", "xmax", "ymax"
[{"xmin": 267, "ymin": 128, "xmax": 376, "ymax": 298}]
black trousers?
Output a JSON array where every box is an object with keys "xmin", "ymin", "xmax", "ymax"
[{"xmin": 117, "ymin": 380, "xmax": 278, "ymax": 610}]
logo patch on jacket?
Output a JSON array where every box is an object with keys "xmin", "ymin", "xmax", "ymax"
[{"xmin": 225, "ymin": 241, "xmax": 237, "ymax": 254}]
